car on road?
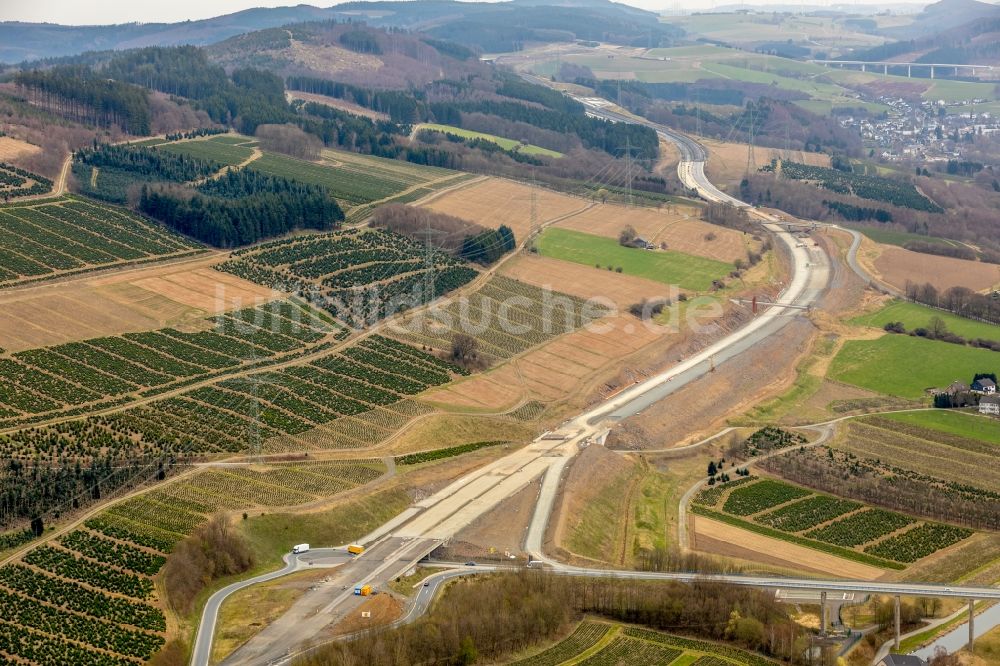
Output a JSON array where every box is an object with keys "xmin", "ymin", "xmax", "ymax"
[
  {"xmin": 465, "ymin": 561, "xmax": 476, "ymax": 566},
  {"xmin": 423, "ymin": 581, "xmax": 431, "ymax": 587}
]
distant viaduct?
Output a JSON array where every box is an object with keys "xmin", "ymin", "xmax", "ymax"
[{"xmin": 809, "ymin": 59, "xmax": 993, "ymax": 79}]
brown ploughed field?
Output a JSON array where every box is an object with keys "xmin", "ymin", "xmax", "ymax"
[
  {"xmin": 419, "ymin": 177, "xmax": 588, "ymax": 240},
  {"xmin": 0, "ymin": 256, "xmax": 279, "ymax": 351},
  {"xmin": 873, "ymin": 245, "xmax": 1000, "ymax": 293}
]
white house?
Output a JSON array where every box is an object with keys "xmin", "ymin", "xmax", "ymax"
[
  {"xmin": 972, "ymin": 377, "xmax": 997, "ymax": 394},
  {"xmin": 980, "ymin": 395, "xmax": 1000, "ymax": 416}
]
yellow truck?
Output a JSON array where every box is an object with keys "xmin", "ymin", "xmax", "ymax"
[
  {"xmin": 353, "ymin": 584, "xmax": 372, "ymax": 596},
  {"xmin": 347, "ymin": 544, "xmax": 365, "ymax": 555}
]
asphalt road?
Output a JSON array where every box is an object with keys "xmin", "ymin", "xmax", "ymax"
[
  {"xmin": 191, "ymin": 548, "xmax": 353, "ymax": 666},
  {"xmin": 192, "ymin": 94, "xmax": 832, "ymax": 665},
  {"xmin": 833, "ymin": 224, "xmax": 902, "ymax": 296},
  {"xmin": 191, "ymin": 91, "xmax": 989, "ymax": 664},
  {"xmin": 218, "ymin": 536, "xmax": 440, "ymax": 666}
]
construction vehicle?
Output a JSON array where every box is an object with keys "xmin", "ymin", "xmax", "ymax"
[
  {"xmin": 292, "ymin": 543, "xmax": 310, "ymax": 554},
  {"xmin": 347, "ymin": 544, "xmax": 365, "ymax": 555},
  {"xmin": 354, "ymin": 584, "xmax": 372, "ymax": 596}
]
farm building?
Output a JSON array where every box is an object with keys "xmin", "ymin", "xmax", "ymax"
[
  {"xmin": 980, "ymin": 395, "xmax": 1000, "ymax": 415},
  {"xmin": 972, "ymin": 377, "xmax": 996, "ymax": 394},
  {"xmin": 627, "ymin": 236, "xmax": 656, "ymax": 250},
  {"xmin": 945, "ymin": 380, "xmax": 969, "ymax": 395}
]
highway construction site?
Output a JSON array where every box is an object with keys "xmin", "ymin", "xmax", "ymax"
[{"xmin": 190, "ymin": 93, "xmax": 999, "ymax": 666}]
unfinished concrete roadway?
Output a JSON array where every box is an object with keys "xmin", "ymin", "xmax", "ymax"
[{"xmin": 193, "ymin": 104, "xmax": 832, "ymax": 666}]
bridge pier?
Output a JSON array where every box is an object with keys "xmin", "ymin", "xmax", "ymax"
[
  {"xmin": 894, "ymin": 595, "xmax": 901, "ymax": 651},
  {"xmin": 969, "ymin": 599, "xmax": 975, "ymax": 653},
  {"xmin": 931, "ymin": 65, "xmax": 935, "ymax": 79},
  {"xmin": 907, "ymin": 65, "xmax": 911, "ymax": 78},
  {"xmin": 861, "ymin": 63, "xmax": 866, "ymax": 73},
  {"xmin": 884, "ymin": 64, "xmax": 888, "ymax": 75},
  {"xmin": 820, "ymin": 590, "xmax": 828, "ymax": 636}
]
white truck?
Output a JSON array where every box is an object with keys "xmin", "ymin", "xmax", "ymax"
[{"xmin": 292, "ymin": 543, "xmax": 310, "ymax": 554}]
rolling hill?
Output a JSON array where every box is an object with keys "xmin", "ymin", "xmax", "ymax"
[{"xmin": 0, "ymin": 0, "xmax": 683, "ymax": 64}]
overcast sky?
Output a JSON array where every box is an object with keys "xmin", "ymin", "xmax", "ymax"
[{"xmin": 0, "ymin": 0, "xmax": 930, "ymax": 25}]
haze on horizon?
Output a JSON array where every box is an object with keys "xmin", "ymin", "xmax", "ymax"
[{"xmin": 1, "ymin": 0, "xmax": 932, "ymax": 26}]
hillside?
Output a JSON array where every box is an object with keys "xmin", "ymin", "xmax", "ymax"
[
  {"xmin": 0, "ymin": 0, "xmax": 683, "ymax": 64},
  {"xmin": 207, "ymin": 23, "xmax": 485, "ymax": 88},
  {"xmin": 880, "ymin": 0, "xmax": 1000, "ymax": 40},
  {"xmin": 843, "ymin": 0, "xmax": 1000, "ymax": 67}
]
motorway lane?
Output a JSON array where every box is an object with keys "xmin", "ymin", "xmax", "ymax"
[
  {"xmin": 191, "ymin": 549, "xmax": 353, "ymax": 666},
  {"xmin": 189, "ymin": 90, "xmax": 927, "ymax": 664},
  {"xmin": 194, "ymin": 96, "xmax": 829, "ymax": 664},
  {"xmin": 220, "ymin": 536, "xmax": 441, "ymax": 666}
]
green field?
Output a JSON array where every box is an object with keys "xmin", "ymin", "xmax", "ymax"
[
  {"xmin": 526, "ymin": 44, "xmax": 999, "ymax": 114},
  {"xmin": 419, "ymin": 123, "xmax": 563, "ymax": 157},
  {"xmin": 536, "ymin": 228, "xmax": 731, "ymax": 291},
  {"xmin": 157, "ymin": 138, "xmax": 254, "ymax": 166},
  {"xmin": 850, "ymin": 225, "xmax": 956, "ymax": 248},
  {"xmin": 250, "ymin": 150, "xmax": 454, "ymax": 206},
  {"xmin": 851, "ymin": 300, "xmax": 1000, "ymax": 343},
  {"xmin": 883, "ymin": 411, "xmax": 1000, "ymax": 446},
  {"xmin": 828, "ymin": 334, "xmax": 999, "ymax": 398}
]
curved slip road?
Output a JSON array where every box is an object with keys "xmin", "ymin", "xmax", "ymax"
[
  {"xmin": 195, "ymin": 92, "xmax": 959, "ymax": 665},
  {"xmin": 191, "ymin": 548, "xmax": 353, "ymax": 666}
]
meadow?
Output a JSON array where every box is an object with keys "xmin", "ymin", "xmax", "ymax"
[
  {"xmin": 156, "ymin": 136, "xmax": 255, "ymax": 166},
  {"xmin": 250, "ymin": 149, "xmax": 457, "ymax": 207},
  {"xmin": 850, "ymin": 225, "xmax": 956, "ymax": 249},
  {"xmin": 828, "ymin": 334, "xmax": 999, "ymax": 398},
  {"xmin": 851, "ymin": 300, "xmax": 1000, "ymax": 343},
  {"xmin": 881, "ymin": 410, "xmax": 1000, "ymax": 445},
  {"xmin": 418, "ymin": 123, "xmax": 563, "ymax": 157},
  {"xmin": 536, "ymin": 227, "xmax": 731, "ymax": 292}
]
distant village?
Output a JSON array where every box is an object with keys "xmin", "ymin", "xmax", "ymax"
[{"xmin": 839, "ymin": 96, "xmax": 1000, "ymax": 165}]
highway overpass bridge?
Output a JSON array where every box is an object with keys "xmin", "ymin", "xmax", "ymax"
[{"xmin": 809, "ymin": 59, "xmax": 994, "ymax": 79}]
